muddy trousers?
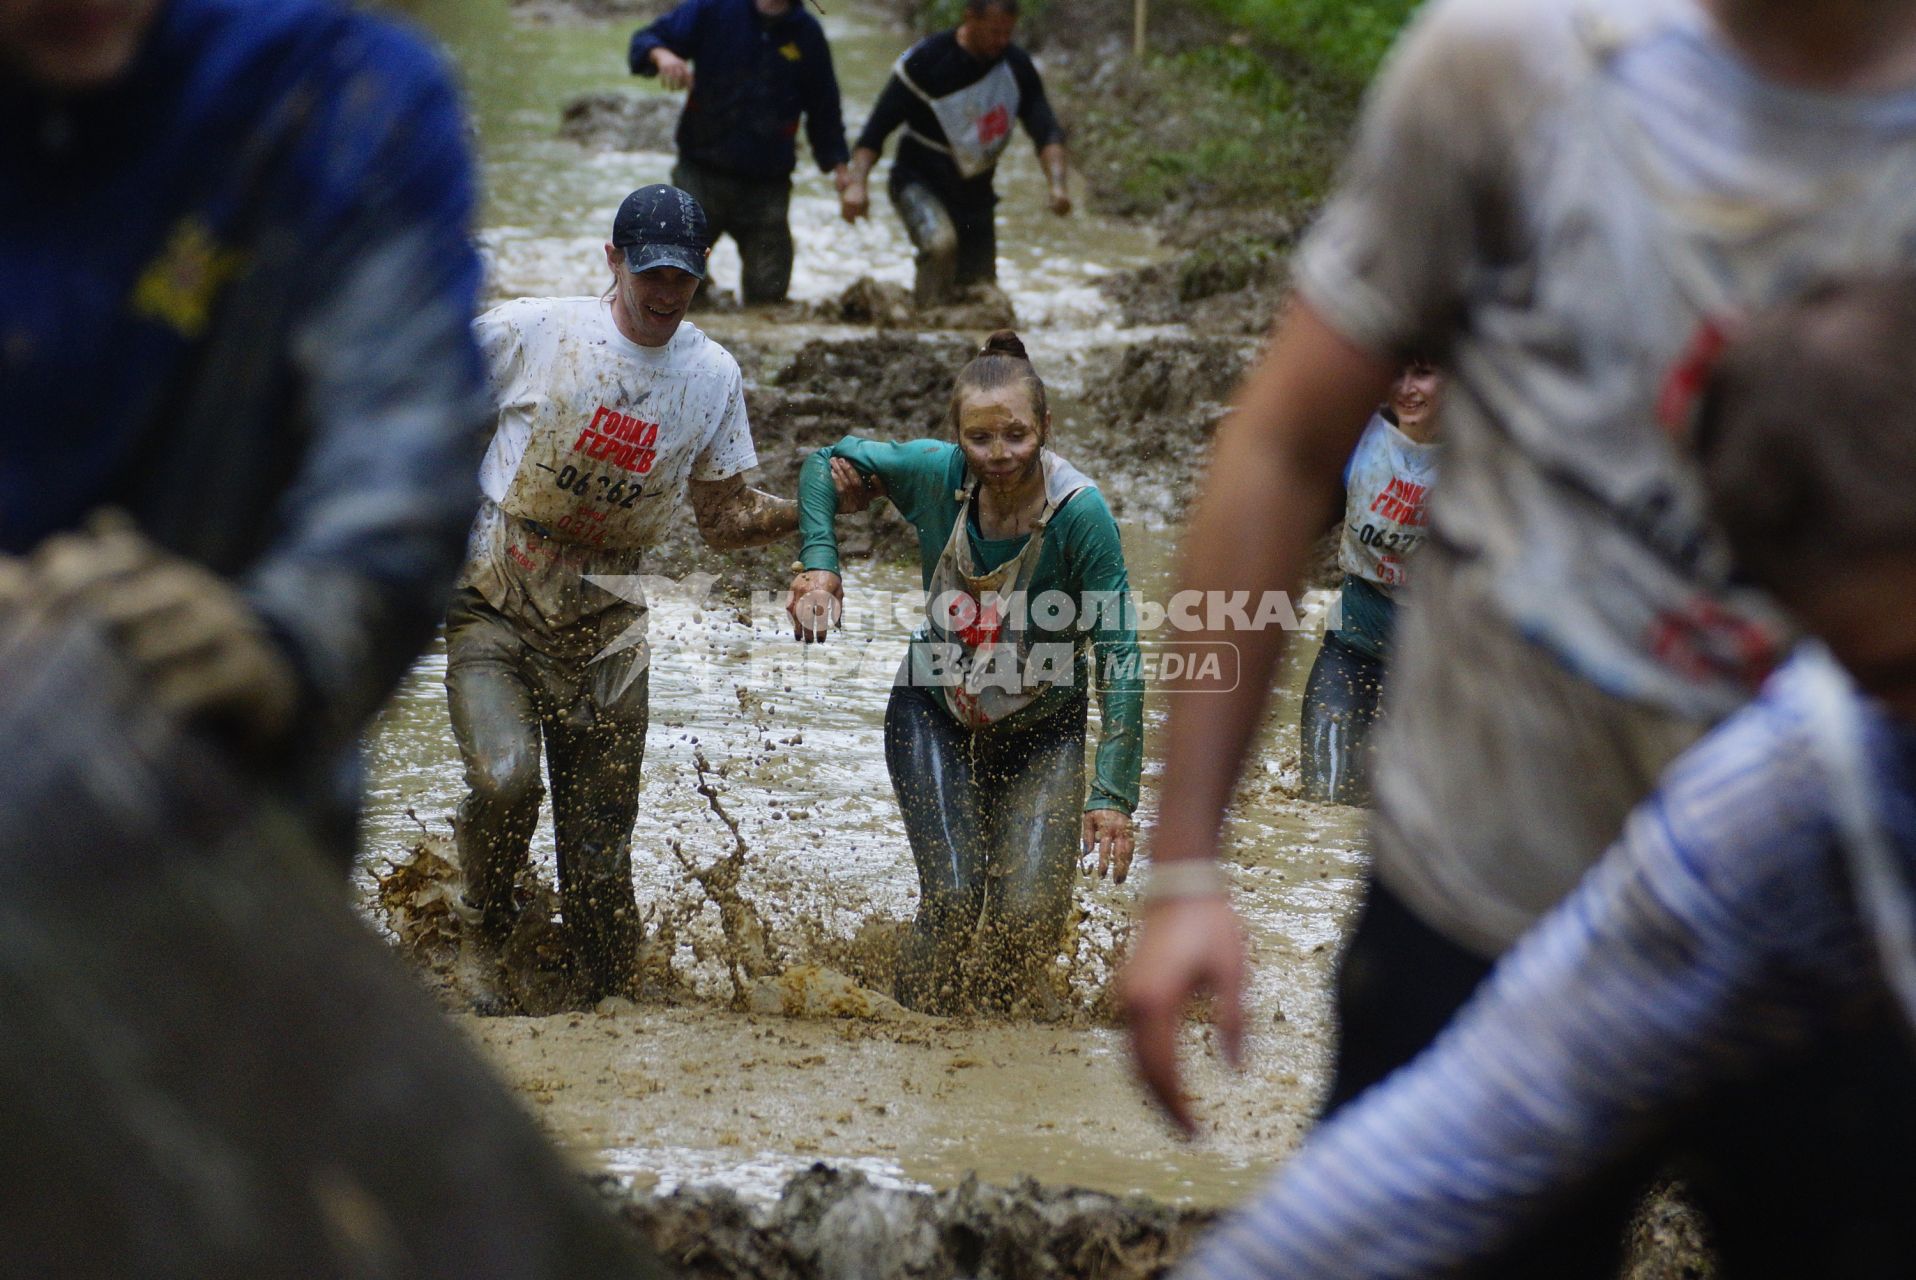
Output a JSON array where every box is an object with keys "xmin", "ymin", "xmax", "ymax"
[
  {"xmin": 1299, "ymin": 633, "xmax": 1386, "ymax": 805},
  {"xmin": 444, "ymin": 593, "xmax": 650, "ymax": 1000},
  {"xmin": 890, "ymin": 177, "xmax": 996, "ymax": 308},
  {"xmin": 1328, "ymin": 881, "xmax": 1916, "ymax": 1278},
  {"xmin": 671, "ymin": 159, "xmax": 794, "ymax": 304},
  {"xmin": 885, "ymin": 681, "xmax": 1084, "ymax": 1015}
]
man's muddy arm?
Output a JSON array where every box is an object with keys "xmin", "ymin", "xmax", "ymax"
[
  {"xmin": 1039, "ymin": 143, "xmax": 1070, "ymax": 214},
  {"xmin": 692, "ymin": 461, "xmax": 872, "ymax": 551},
  {"xmin": 689, "ymin": 474, "xmax": 799, "ymax": 550}
]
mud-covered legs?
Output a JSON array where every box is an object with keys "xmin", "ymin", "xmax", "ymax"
[
  {"xmin": 886, "ymin": 681, "xmax": 1085, "ymax": 1014},
  {"xmin": 445, "ymin": 592, "xmax": 650, "ymax": 1000}
]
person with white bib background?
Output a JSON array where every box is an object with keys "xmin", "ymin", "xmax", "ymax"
[
  {"xmin": 1300, "ymin": 360, "xmax": 1443, "ymax": 805},
  {"xmin": 838, "ymin": 0, "xmax": 1070, "ymax": 308},
  {"xmin": 785, "ymin": 331, "xmax": 1141, "ymax": 1018},
  {"xmin": 449, "ymin": 185, "xmax": 868, "ymax": 1003}
]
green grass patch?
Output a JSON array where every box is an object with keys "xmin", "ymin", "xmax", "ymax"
[
  {"xmin": 1073, "ymin": 40, "xmax": 1349, "ymax": 222},
  {"xmin": 1193, "ymin": 0, "xmax": 1424, "ymax": 85}
]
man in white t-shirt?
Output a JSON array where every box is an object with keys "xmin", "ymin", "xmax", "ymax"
[
  {"xmin": 449, "ymin": 185, "xmax": 865, "ymax": 1002},
  {"xmin": 1120, "ymin": 0, "xmax": 1916, "ymax": 1270}
]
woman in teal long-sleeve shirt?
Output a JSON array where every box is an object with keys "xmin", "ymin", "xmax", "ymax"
[{"xmin": 789, "ymin": 331, "xmax": 1143, "ymax": 1016}]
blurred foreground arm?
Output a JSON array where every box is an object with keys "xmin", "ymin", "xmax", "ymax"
[{"xmin": 1120, "ymin": 301, "xmax": 1394, "ymax": 1133}]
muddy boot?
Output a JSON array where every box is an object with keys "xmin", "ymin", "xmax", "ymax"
[
  {"xmin": 563, "ymin": 853, "xmax": 642, "ymax": 1002},
  {"xmin": 893, "ymin": 913, "xmax": 970, "ymax": 1016},
  {"xmin": 912, "ymin": 241, "xmax": 959, "ymax": 310},
  {"xmin": 893, "ymin": 179, "xmax": 960, "ymax": 309}
]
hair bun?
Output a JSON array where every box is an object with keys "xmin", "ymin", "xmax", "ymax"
[{"xmin": 979, "ymin": 329, "xmax": 1028, "ymax": 361}]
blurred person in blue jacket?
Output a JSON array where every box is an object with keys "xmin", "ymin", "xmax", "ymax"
[
  {"xmin": 0, "ymin": 0, "xmax": 492, "ymax": 863},
  {"xmin": 629, "ymin": 0, "xmax": 849, "ymax": 304}
]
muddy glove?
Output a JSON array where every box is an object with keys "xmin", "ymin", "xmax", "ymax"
[{"xmin": 33, "ymin": 516, "xmax": 300, "ymax": 748}]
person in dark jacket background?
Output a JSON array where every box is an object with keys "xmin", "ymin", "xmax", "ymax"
[
  {"xmin": 629, "ymin": 0, "xmax": 849, "ymax": 305},
  {"xmin": 839, "ymin": 0, "xmax": 1069, "ymax": 307}
]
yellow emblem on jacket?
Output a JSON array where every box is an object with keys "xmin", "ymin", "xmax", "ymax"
[
  {"xmin": 130, "ymin": 218, "xmax": 245, "ymax": 339},
  {"xmin": 778, "ymin": 41, "xmax": 801, "ymax": 61}
]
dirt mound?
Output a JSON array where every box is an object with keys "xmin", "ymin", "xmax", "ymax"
[
  {"xmin": 1068, "ymin": 336, "xmax": 1251, "ymax": 524},
  {"xmin": 557, "ymin": 91, "xmax": 681, "ymax": 152},
  {"xmin": 687, "ymin": 277, "xmax": 1017, "ymax": 333},
  {"xmin": 1098, "ymin": 231, "xmax": 1294, "ymax": 336},
  {"xmin": 617, "ymin": 1164, "xmax": 1216, "ymax": 1280}
]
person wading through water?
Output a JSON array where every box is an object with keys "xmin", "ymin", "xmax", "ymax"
[
  {"xmin": 1299, "ymin": 360, "xmax": 1443, "ymax": 806},
  {"xmin": 787, "ymin": 330, "xmax": 1141, "ymax": 1017},
  {"xmin": 838, "ymin": 0, "xmax": 1071, "ymax": 308},
  {"xmin": 1121, "ymin": 0, "xmax": 1916, "ymax": 1271},
  {"xmin": 450, "ymin": 184, "xmax": 870, "ymax": 1003}
]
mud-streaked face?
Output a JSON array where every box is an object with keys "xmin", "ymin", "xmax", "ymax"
[
  {"xmin": 604, "ymin": 245, "xmax": 700, "ymax": 348},
  {"xmin": 0, "ymin": 0, "xmax": 162, "ymax": 90},
  {"xmin": 957, "ymin": 383, "xmax": 1046, "ymax": 493}
]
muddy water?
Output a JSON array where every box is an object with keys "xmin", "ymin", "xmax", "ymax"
[{"xmin": 359, "ymin": 0, "xmax": 1365, "ymax": 1210}]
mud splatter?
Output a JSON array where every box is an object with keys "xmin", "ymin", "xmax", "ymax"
[{"xmin": 670, "ymin": 749, "xmax": 782, "ymax": 1005}]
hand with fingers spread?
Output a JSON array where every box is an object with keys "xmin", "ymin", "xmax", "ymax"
[
  {"xmin": 1081, "ymin": 809, "xmax": 1134, "ymax": 882},
  {"xmin": 786, "ymin": 569, "xmax": 843, "ymax": 643},
  {"xmin": 33, "ymin": 517, "xmax": 299, "ymax": 747},
  {"xmin": 1119, "ymin": 875, "xmax": 1247, "ymax": 1136}
]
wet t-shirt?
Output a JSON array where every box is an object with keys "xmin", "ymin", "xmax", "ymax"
[
  {"xmin": 463, "ymin": 298, "xmax": 755, "ymax": 631},
  {"xmin": 1339, "ymin": 413, "xmax": 1440, "ymax": 595}
]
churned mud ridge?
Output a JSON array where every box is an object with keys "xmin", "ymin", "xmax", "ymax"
[
  {"xmin": 1095, "ymin": 217, "xmax": 1295, "ymax": 336},
  {"xmin": 557, "ymin": 91, "xmax": 681, "ymax": 152},
  {"xmin": 612, "ymin": 1164, "xmax": 1217, "ymax": 1280},
  {"xmin": 1065, "ymin": 335, "xmax": 1251, "ymax": 525}
]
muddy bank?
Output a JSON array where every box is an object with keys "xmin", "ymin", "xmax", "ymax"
[
  {"xmin": 557, "ymin": 90, "xmax": 681, "ymax": 152},
  {"xmin": 1065, "ymin": 336, "xmax": 1248, "ymax": 524},
  {"xmin": 615, "ymin": 1164, "xmax": 1214, "ymax": 1279},
  {"xmin": 612, "ymin": 1165, "xmax": 1710, "ymax": 1279},
  {"xmin": 1095, "ymin": 223, "xmax": 1292, "ymax": 336},
  {"xmin": 1022, "ymin": 0, "xmax": 1335, "ymax": 335}
]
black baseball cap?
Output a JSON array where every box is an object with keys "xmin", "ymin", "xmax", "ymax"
[{"xmin": 612, "ymin": 185, "xmax": 711, "ymax": 279}]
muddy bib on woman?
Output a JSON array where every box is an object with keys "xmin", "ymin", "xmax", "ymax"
[{"xmin": 909, "ymin": 450, "xmax": 1091, "ymax": 728}]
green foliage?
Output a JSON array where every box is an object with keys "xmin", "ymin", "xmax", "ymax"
[
  {"xmin": 1196, "ymin": 0, "xmax": 1425, "ymax": 85},
  {"xmin": 1074, "ymin": 40, "xmax": 1344, "ymax": 222},
  {"xmin": 914, "ymin": 0, "xmax": 1050, "ymax": 32}
]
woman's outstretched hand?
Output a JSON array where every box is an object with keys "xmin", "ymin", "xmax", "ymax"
[
  {"xmin": 786, "ymin": 569, "xmax": 843, "ymax": 642},
  {"xmin": 1082, "ymin": 809, "xmax": 1135, "ymax": 882}
]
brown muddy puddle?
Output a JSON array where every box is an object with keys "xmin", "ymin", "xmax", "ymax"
[
  {"xmin": 361, "ymin": 562, "xmax": 1364, "ymax": 1208},
  {"xmin": 355, "ymin": 0, "xmax": 1367, "ymax": 1215}
]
